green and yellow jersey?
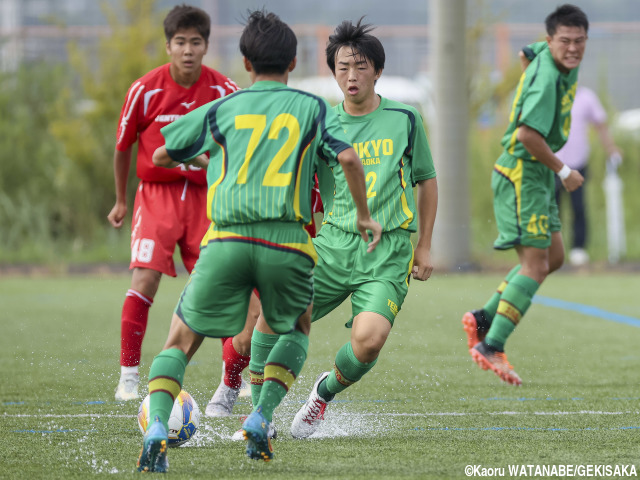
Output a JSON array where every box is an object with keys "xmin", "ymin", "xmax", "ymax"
[
  {"xmin": 501, "ymin": 41, "xmax": 578, "ymax": 159},
  {"xmin": 317, "ymin": 96, "xmax": 436, "ymax": 234},
  {"xmin": 161, "ymin": 80, "xmax": 351, "ymax": 228}
]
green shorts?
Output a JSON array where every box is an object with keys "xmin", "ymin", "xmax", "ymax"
[
  {"xmin": 492, "ymin": 152, "xmax": 561, "ymax": 250},
  {"xmin": 311, "ymin": 224, "xmax": 414, "ymax": 327},
  {"xmin": 176, "ymin": 222, "xmax": 316, "ymax": 336}
]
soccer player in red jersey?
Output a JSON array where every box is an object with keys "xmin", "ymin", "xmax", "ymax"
[{"xmin": 108, "ymin": 4, "xmax": 244, "ymax": 401}]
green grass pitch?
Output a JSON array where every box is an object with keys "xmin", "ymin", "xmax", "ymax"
[{"xmin": 1, "ymin": 271, "xmax": 639, "ymax": 479}]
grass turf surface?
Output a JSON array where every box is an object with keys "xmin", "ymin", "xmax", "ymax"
[{"xmin": 1, "ymin": 271, "xmax": 639, "ymax": 479}]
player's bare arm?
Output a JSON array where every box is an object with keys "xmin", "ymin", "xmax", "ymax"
[
  {"xmin": 190, "ymin": 154, "xmax": 209, "ymax": 169},
  {"xmin": 108, "ymin": 147, "xmax": 133, "ymax": 229},
  {"xmin": 517, "ymin": 124, "xmax": 584, "ymax": 192},
  {"xmin": 518, "ymin": 50, "xmax": 531, "ymax": 72},
  {"xmin": 152, "ymin": 147, "xmax": 208, "ymax": 170},
  {"xmin": 412, "ymin": 177, "xmax": 438, "ymax": 281},
  {"xmin": 337, "ymin": 147, "xmax": 382, "ymax": 252}
]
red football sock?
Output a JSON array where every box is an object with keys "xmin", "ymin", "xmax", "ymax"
[
  {"xmin": 120, "ymin": 289, "xmax": 153, "ymax": 367},
  {"xmin": 222, "ymin": 337, "xmax": 250, "ymax": 388},
  {"xmin": 220, "ymin": 337, "xmax": 230, "ymax": 365}
]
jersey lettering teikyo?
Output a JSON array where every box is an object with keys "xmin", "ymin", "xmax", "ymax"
[{"xmin": 318, "ymin": 96, "xmax": 436, "ymax": 234}]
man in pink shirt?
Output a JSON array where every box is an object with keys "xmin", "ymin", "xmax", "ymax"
[{"xmin": 555, "ymin": 86, "xmax": 621, "ymax": 266}]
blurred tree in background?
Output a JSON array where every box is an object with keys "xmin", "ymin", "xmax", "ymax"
[
  {"xmin": 0, "ymin": 0, "xmax": 167, "ymax": 263},
  {"xmin": 1, "ymin": 0, "xmax": 638, "ymax": 266},
  {"xmin": 0, "ymin": 63, "xmax": 73, "ymax": 259},
  {"xmin": 51, "ymin": 0, "xmax": 167, "ymax": 252}
]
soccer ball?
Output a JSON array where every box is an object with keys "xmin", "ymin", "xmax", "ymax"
[{"xmin": 138, "ymin": 390, "xmax": 201, "ymax": 447}]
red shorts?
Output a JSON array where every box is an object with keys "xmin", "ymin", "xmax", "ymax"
[{"xmin": 130, "ymin": 180, "xmax": 209, "ymax": 276}]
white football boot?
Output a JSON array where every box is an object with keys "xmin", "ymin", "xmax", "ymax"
[
  {"xmin": 205, "ymin": 382, "xmax": 240, "ymax": 417},
  {"xmin": 115, "ymin": 372, "xmax": 140, "ymax": 401},
  {"xmin": 290, "ymin": 372, "xmax": 331, "ymax": 439},
  {"xmin": 220, "ymin": 361, "xmax": 252, "ymax": 398}
]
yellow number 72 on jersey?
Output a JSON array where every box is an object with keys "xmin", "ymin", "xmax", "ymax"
[{"xmin": 235, "ymin": 113, "xmax": 300, "ymax": 187}]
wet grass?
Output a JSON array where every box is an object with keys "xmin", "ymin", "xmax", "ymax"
[{"xmin": 1, "ymin": 271, "xmax": 639, "ymax": 479}]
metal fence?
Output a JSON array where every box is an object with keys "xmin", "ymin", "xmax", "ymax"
[{"xmin": 2, "ymin": 21, "xmax": 639, "ymax": 112}]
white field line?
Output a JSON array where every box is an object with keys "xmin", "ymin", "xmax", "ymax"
[{"xmin": 3, "ymin": 410, "xmax": 637, "ymax": 419}]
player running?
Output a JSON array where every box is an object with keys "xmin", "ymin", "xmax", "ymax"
[
  {"xmin": 136, "ymin": 9, "xmax": 381, "ymax": 471},
  {"xmin": 462, "ymin": 4, "xmax": 588, "ymax": 385},
  {"xmin": 245, "ymin": 18, "xmax": 438, "ymax": 439}
]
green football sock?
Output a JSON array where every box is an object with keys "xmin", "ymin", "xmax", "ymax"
[
  {"xmin": 322, "ymin": 342, "xmax": 377, "ymax": 399},
  {"xmin": 248, "ymin": 329, "xmax": 279, "ymax": 407},
  {"xmin": 256, "ymin": 330, "xmax": 309, "ymax": 422},
  {"xmin": 482, "ymin": 265, "xmax": 522, "ymax": 320},
  {"xmin": 485, "ymin": 274, "xmax": 540, "ymax": 351},
  {"xmin": 147, "ymin": 348, "xmax": 188, "ymax": 431}
]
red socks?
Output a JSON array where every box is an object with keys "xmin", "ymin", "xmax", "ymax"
[
  {"xmin": 120, "ymin": 289, "xmax": 153, "ymax": 367},
  {"xmin": 222, "ymin": 337, "xmax": 250, "ymax": 388}
]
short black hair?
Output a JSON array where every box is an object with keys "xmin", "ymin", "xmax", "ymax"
[
  {"xmin": 239, "ymin": 9, "xmax": 297, "ymax": 75},
  {"xmin": 545, "ymin": 4, "xmax": 589, "ymax": 36},
  {"xmin": 325, "ymin": 18, "xmax": 385, "ymax": 75},
  {"xmin": 163, "ymin": 4, "xmax": 211, "ymax": 43}
]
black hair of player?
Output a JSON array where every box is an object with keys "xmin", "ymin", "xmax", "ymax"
[
  {"xmin": 164, "ymin": 4, "xmax": 211, "ymax": 43},
  {"xmin": 239, "ymin": 9, "xmax": 297, "ymax": 75},
  {"xmin": 545, "ymin": 4, "xmax": 589, "ymax": 36},
  {"xmin": 325, "ymin": 17, "xmax": 385, "ymax": 75}
]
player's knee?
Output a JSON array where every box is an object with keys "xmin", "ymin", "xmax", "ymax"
[
  {"xmin": 131, "ymin": 268, "xmax": 162, "ymax": 297},
  {"xmin": 233, "ymin": 334, "xmax": 252, "ymax": 355},
  {"xmin": 549, "ymin": 252, "xmax": 564, "ymax": 273},
  {"xmin": 352, "ymin": 344, "xmax": 381, "ymax": 364},
  {"xmin": 352, "ymin": 335, "xmax": 385, "ymax": 363}
]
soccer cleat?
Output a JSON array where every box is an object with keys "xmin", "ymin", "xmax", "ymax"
[
  {"xmin": 205, "ymin": 382, "xmax": 240, "ymax": 417},
  {"xmin": 115, "ymin": 372, "xmax": 140, "ymax": 401},
  {"xmin": 231, "ymin": 419, "xmax": 277, "ymax": 441},
  {"xmin": 290, "ymin": 372, "xmax": 331, "ymax": 439},
  {"xmin": 241, "ymin": 406, "xmax": 274, "ymax": 461},
  {"xmin": 136, "ymin": 416, "xmax": 169, "ymax": 473},
  {"xmin": 220, "ymin": 361, "xmax": 252, "ymax": 398},
  {"xmin": 470, "ymin": 341, "xmax": 522, "ymax": 386},
  {"xmin": 461, "ymin": 310, "xmax": 490, "ymax": 350}
]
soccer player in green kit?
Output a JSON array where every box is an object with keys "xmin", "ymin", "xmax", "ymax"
[
  {"xmin": 462, "ymin": 4, "xmax": 588, "ymax": 386},
  {"xmin": 245, "ymin": 18, "xmax": 438, "ymax": 439},
  {"xmin": 135, "ymin": 10, "xmax": 381, "ymax": 471}
]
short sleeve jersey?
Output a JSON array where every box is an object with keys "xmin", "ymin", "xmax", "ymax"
[
  {"xmin": 501, "ymin": 42, "xmax": 579, "ymax": 159},
  {"xmin": 318, "ymin": 96, "xmax": 436, "ymax": 233},
  {"xmin": 160, "ymin": 80, "xmax": 351, "ymax": 227},
  {"xmin": 115, "ymin": 63, "xmax": 239, "ymax": 185}
]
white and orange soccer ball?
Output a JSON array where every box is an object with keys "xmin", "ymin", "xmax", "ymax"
[{"xmin": 138, "ymin": 390, "xmax": 201, "ymax": 447}]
